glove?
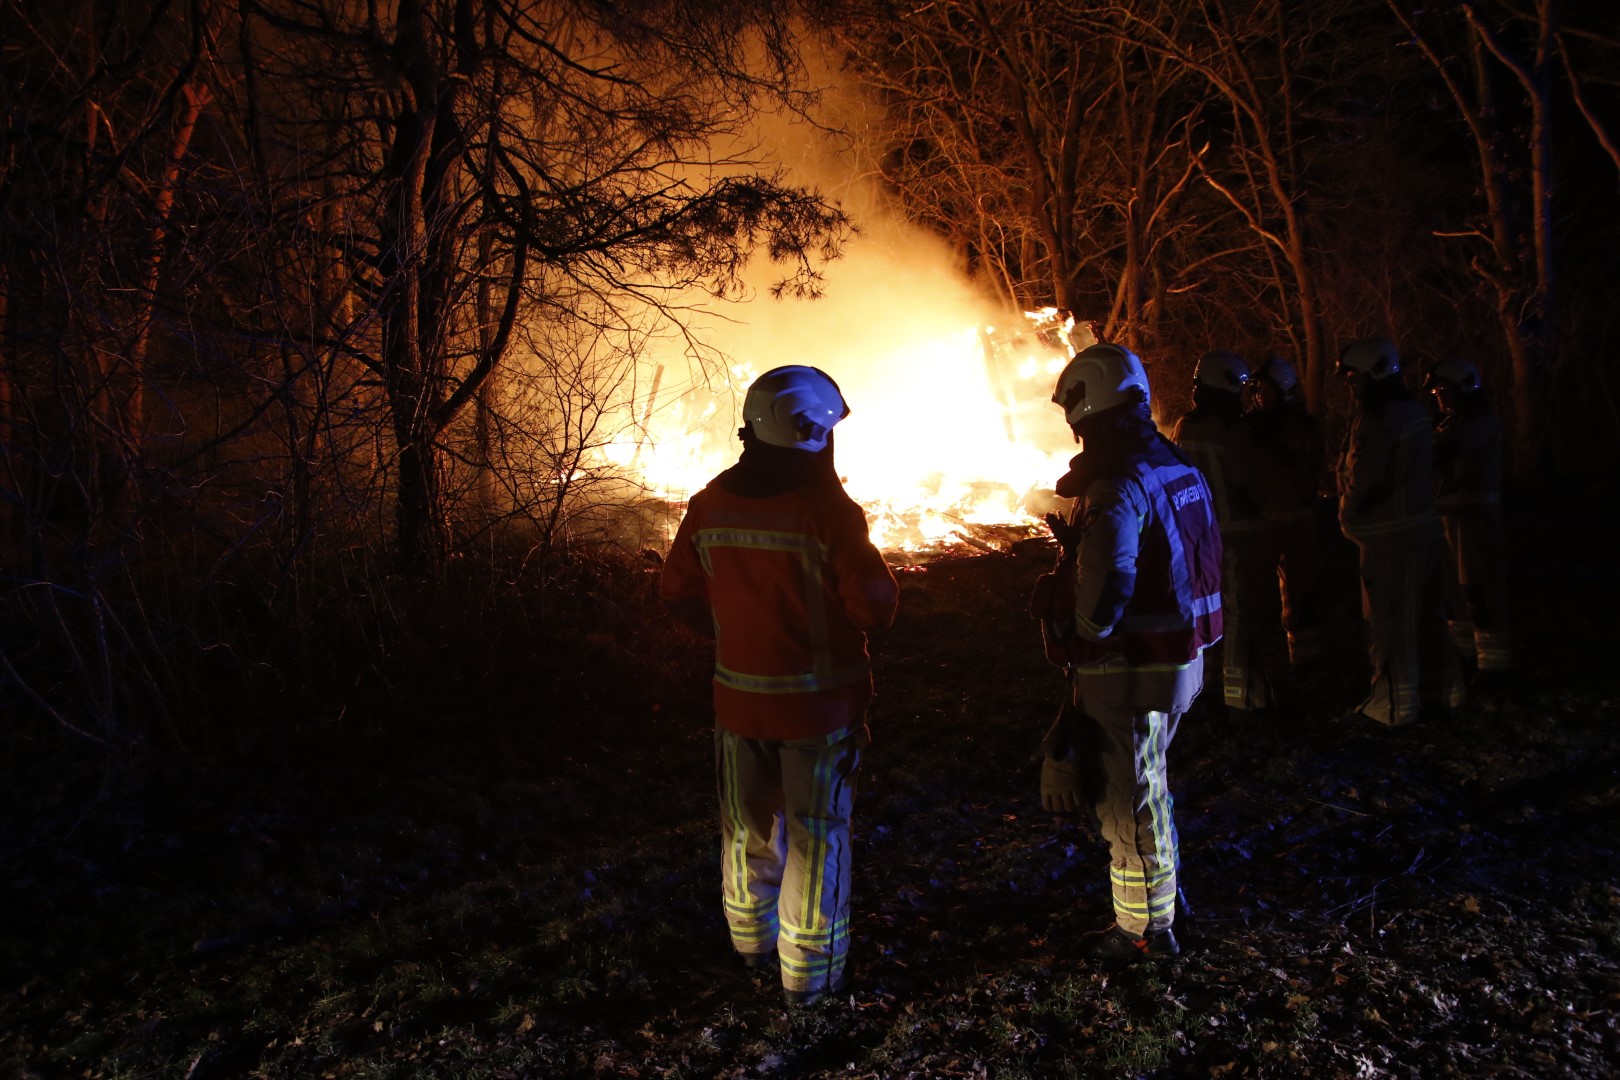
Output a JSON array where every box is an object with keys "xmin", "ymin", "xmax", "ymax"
[
  {"xmin": 1040, "ymin": 750, "xmax": 1085, "ymax": 813},
  {"xmin": 1043, "ymin": 512, "xmax": 1082, "ymax": 555}
]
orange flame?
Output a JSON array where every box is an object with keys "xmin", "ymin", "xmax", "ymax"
[{"xmin": 598, "ymin": 309, "xmax": 1086, "ymax": 554}]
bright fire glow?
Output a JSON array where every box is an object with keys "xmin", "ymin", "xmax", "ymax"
[
  {"xmin": 595, "ymin": 305, "xmax": 1086, "ymax": 555},
  {"xmin": 575, "ymin": 62, "xmax": 1089, "ymax": 556}
]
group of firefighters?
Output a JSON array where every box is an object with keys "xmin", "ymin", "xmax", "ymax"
[
  {"xmin": 657, "ymin": 338, "xmax": 1515, "ymax": 1006},
  {"xmin": 1172, "ymin": 340, "xmax": 1514, "ymax": 727}
]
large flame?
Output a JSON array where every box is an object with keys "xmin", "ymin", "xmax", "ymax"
[
  {"xmin": 574, "ymin": 51, "xmax": 1110, "ymax": 554},
  {"xmin": 595, "ymin": 304, "xmax": 1085, "ymax": 555},
  {"xmin": 824, "ymin": 310, "xmax": 1083, "ymax": 552},
  {"xmin": 582, "ymin": 92, "xmax": 1091, "ymax": 554}
]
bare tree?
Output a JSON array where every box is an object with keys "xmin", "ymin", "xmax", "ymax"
[
  {"xmin": 1386, "ymin": 0, "xmax": 1553, "ymax": 463},
  {"xmin": 1074, "ymin": 0, "xmax": 1365, "ymax": 412},
  {"xmin": 228, "ymin": 0, "xmax": 849, "ymax": 573},
  {"xmin": 1556, "ymin": 19, "xmax": 1620, "ymax": 173},
  {"xmin": 0, "ymin": 0, "xmax": 850, "ymax": 739},
  {"xmin": 827, "ymin": 0, "xmax": 1215, "ymax": 358},
  {"xmin": 0, "ymin": 0, "xmax": 236, "ymax": 739},
  {"xmin": 1380, "ymin": 0, "xmax": 1620, "ymax": 469}
]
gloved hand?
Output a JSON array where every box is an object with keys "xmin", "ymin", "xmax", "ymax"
[
  {"xmin": 1041, "ymin": 750, "xmax": 1084, "ymax": 813},
  {"xmin": 1043, "ymin": 512, "xmax": 1082, "ymax": 555}
]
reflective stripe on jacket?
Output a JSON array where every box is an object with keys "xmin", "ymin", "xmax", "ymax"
[
  {"xmin": 660, "ymin": 480, "xmax": 899, "ymax": 741},
  {"xmin": 1068, "ymin": 456, "xmax": 1225, "ymax": 672}
]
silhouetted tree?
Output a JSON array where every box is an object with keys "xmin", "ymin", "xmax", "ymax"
[
  {"xmin": 829, "ymin": 0, "xmax": 1212, "ymax": 356},
  {"xmin": 236, "ymin": 0, "xmax": 849, "ymax": 571},
  {"xmin": 827, "ymin": 0, "xmax": 1381, "ymax": 411},
  {"xmin": 0, "ymin": 0, "xmax": 850, "ymax": 739}
]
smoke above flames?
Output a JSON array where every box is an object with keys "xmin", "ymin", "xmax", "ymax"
[{"xmin": 581, "ymin": 46, "xmax": 1085, "ymax": 553}]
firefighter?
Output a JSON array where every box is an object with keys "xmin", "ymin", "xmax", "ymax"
[
  {"xmin": 1243, "ymin": 357, "xmax": 1325, "ymax": 675},
  {"xmin": 1171, "ymin": 351, "xmax": 1272, "ymax": 715},
  {"xmin": 1036, "ymin": 343, "xmax": 1223, "ymax": 962},
  {"xmin": 1335, "ymin": 338, "xmax": 1465, "ymax": 726},
  {"xmin": 1424, "ymin": 358, "xmax": 1514, "ymax": 685},
  {"xmin": 659, "ymin": 365, "xmax": 899, "ymax": 1007}
]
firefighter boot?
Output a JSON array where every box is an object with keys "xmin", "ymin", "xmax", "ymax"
[
  {"xmin": 1077, "ymin": 923, "xmax": 1180, "ymax": 962},
  {"xmin": 739, "ymin": 948, "xmax": 777, "ymax": 971},
  {"xmin": 783, "ymin": 969, "xmax": 848, "ymax": 1008}
]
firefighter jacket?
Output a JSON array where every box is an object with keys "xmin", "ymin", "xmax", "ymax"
[
  {"xmin": 1336, "ymin": 390, "xmax": 1437, "ymax": 541},
  {"xmin": 1433, "ymin": 402, "xmax": 1503, "ymax": 517},
  {"xmin": 1049, "ymin": 416, "xmax": 1224, "ymax": 690},
  {"xmin": 660, "ymin": 446, "xmax": 899, "ymax": 742},
  {"xmin": 1171, "ymin": 397, "xmax": 1267, "ymax": 536},
  {"xmin": 1246, "ymin": 404, "xmax": 1324, "ymax": 522}
]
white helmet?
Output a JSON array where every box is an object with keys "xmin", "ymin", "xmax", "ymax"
[
  {"xmin": 742, "ymin": 365, "xmax": 849, "ymax": 452},
  {"xmin": 1338, "ymin": 337, "xmax": 1402, "ymax": 380},
  {"xmin": 1255, "ymin": 356, "xmax": 1299, "ymax": 394},
  {"xmin": 1193, "ymin": 350, "xmax": 1250, "ymax": 393},
  {"xmin": 1052, "ymin": 343, "xmax": 1151, "ymax": 426},
  {"xmin": 1424, "ymin": 357, "xmax": 1482, "ymax": 394}
]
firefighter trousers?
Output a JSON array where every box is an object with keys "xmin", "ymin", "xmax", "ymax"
[
  {"xmin": 1271, "ymin": 511, "xmax": 1322, "ymax": 667},
  {"xmin": 1072, "ymin": 662, "xmax": 1201, "ymax": 936},
  {"xmin": 1219, "ymin": 528, "xmax": 1277, "ymax": 711},
  {"xmin": 1354, "ymin": 525, "xmax": 1465, "ymax": 725},
  {"xmin": 1441, "ymin": 510, "xmax": 1514, "ymax": 671},
  {"xmin": 715, "ymin": 722, "xmax": 866, "ymax": 996}
]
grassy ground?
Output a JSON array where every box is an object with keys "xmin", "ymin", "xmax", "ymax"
[{"xmin": 4, "ymin": 486, "xmax": 1618, "ymax": 1078}]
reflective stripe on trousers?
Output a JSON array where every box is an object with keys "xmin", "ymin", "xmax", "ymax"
[
  {"xmin": 1074, "ymin": 699, "xmax": 1184, "ymax": 936},
  {"xmin": 715, "ymin": 724, "xmax": 863, "ymax": 994},
  {"xmin": 1449, "ymin": 621, "xmax": 1515, "ymax": 670}
]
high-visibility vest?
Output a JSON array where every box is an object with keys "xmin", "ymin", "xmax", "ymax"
[{"xmin": 1036, "ymin": 456, "xmax": 1225, "ymax": 672}]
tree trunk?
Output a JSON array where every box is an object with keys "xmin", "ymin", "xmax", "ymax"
[
  {"xmin": 392, "ymin": 417, "xmax": 443, "ymax": 573},
  {"xmin": 127, "ymin": 79, "xmax": 210, "ymax": 442},
  {"xmin": 1396, "ymin": 0, "xmax": 1553, "ymax": 473},
  {"xmin": 474, "ymin": 229, "xmax": 498, "ymax": 515},
  {"xmin": 1466, "ymin": 10, "xmax": 1549, "ymax": 471},
  {"xmin": 1282, "ymin": 215, "xmax": 1327, "ymax": 416},
  {"xmin": 1116, "ymin": 49, "xmax": 1147, "ymax": 346},
  {"xmin": 0, "ymin": 260, "xmax": 13, "ymax": 542},
  {"xmin": 380, "ymin": 0, "xmax": 445, "ymax": 574}
]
